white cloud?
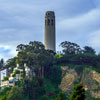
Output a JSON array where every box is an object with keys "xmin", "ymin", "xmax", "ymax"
[
  {"xmin": 56, "ymin": 8, "xmax": 100, "ymax": 48},
  {"xmin": 0, "ymin": 0, "xmax": 100, "ymax": 60},
  {"xmin": 88, "ymin": 30, "xmax": 100, "ymax": 52},
  {"xmin": 0, "ymin": 45, "xmax": 17, "ymax": 60},
  {"xmin": 58, "ymin": 8, "xmax": 100, "ymax": 33}
]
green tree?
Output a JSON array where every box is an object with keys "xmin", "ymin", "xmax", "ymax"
[
  {"xmin": 60, "ymin": 41, "xmax": 82, "ymax": 55},
  {"xmin": 5, "ymin": 57, "xmax": 17, "ymax": 71},
  {"xmin": 41, "ymin": 95, "xmax": 49, "ymax": 100},
  {"xmin": 0, "ymin": 96, "xmax": 6, "ymax": 100},
  {"xmin": 83, "ymin": 46, "xmax": 96, "ymax": 55},
  {"xmin": 17, "ymin": 41, "xmax": 54, "ymax": 78},
  {"xmin": 0, "ymin": 87, "xmax": 11, "ymax": 95},
  {"xmin": 16, "ymin": 44, "xmax": 26, "ymax": 51},
  {"xmin": 14, "ymin": 70, "xmax": 20, "ymax": 74},
  {"xmin": 7, "ymin": 86, "xmax": 25, "ymax": 100},
  {"xmin": 56, "ymin": 92, "xmax": 66, "ymax": 100},
  {"xmin": 45, "ymin": 65, "xmax": 62, "ymax": 86},
  {"xmin": 22, "ymin": 78, "xmax": 45, "ymax": 100},
  {"xmin": 0, "ymin": 87, "xmax": 11, "ymax": 100},
  {"xmin": 69, "ymin": 83, "xmax": 85, "ymax": 100},
  {"xmin": 3, "ymin": 76, "xmax": 9, "ymax": 81}
]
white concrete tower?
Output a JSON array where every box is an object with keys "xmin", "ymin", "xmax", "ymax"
[{"xmin": 44, "ymin": 11, "xmax": 56, "ymax": 52}]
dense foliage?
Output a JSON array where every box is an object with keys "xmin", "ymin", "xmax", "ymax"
[
  {"xmin": 7, "ymin": 86, "xmax": 25, "ymax": 100},
  {"xmin": 1, "ymin": 40, "xmax": 100, "ymax": 100},
  {"xmin": 69, "ymin": 83, "xmax": 85, "ymax": 100},
  {"xmin": 22, "ymin": 78, "xmax": 46, "ymax": 100},
  {"xmin": 56, "ymin": 92, "xmax": 66, "ymax": 100}
]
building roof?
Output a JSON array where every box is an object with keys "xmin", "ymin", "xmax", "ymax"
[
  {"xmin": 14, "ymin": 66, "xmax": 23, "ymax": 71},
  {"xmin": 0, "ymin": 67, "xmax": 7, "ymax": 71}
]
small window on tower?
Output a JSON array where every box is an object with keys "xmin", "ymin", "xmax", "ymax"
[
  {"xmin": 51, "ymin": 19, "xmax": 53, "ymax": 25},
  {"xmin": 48, "ymin": 19, "xmax": 50, "ymax": 25}
]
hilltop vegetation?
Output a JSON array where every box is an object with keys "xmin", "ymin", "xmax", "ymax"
[{"xmin": 0, "ymin": 41, "xmax": 100, "ymax": 100}]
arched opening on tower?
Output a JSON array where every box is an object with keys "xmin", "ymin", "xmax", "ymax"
[
  {"xmin": 48, "ymin": 19, "xmax": 50, "ymax": 25},
  {"xmin": 51, "ymin": 19, "xmax": 54, "ymax": 25},
  {"xmin": 48, "ymin": 13, "xmax": 50, "ymax": 16}
]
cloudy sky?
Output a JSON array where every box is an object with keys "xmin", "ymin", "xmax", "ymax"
[{"xmin": 0, "ymin": 0, "xmax": 100, "ymax": 60}]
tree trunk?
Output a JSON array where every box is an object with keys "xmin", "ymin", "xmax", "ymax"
[{"xmin": 41, "ymin": 66, "xmax": 44, "ymax": 78}]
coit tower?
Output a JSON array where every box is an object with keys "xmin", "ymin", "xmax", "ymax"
[{"xmin": 44, "ymin": 11, "xmax": 56, "ymax": 52}]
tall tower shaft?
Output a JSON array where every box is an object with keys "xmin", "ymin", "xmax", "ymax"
[{"xmin": 44, "ymin": 11, "xmax": 56, "ymax": 52}]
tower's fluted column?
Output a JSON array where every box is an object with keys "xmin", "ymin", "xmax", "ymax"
[{"xmin": 44, "ymin": 11, "xmax": 56, "ymax": 52}]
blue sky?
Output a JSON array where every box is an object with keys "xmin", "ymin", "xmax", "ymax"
[{"xmin": 0, "ymin": 0, "xmax": 100, "ymax": 60}]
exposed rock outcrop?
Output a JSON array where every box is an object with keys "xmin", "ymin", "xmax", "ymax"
[{"xmin": 59, "ymin": 66, "xmax": 100, "ymax": 99}]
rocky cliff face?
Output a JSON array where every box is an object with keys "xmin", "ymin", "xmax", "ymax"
[{"xmin": 59, "ymin": 66, "xmax": 100, "ymax": 99}]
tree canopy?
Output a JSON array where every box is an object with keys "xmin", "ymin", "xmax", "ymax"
[
  {"xmin": 69, "ymin": 83, "xmax": 85, "ymax": 100},
  {"xmin": 60, "ymin": 41, "xmax": 82, "ymax": 55},
  {"xmin": 7, "ymin": 86, "xmax": 25, "ymax": 100},
  {"xmin": 83, "ymin": 46, "xmax": 96, "ymax": 55}
]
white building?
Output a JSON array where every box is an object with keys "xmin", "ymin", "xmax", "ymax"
[
  {"xmin": 24, "ymin": 63, "xmax": 31, "ymax": 78},
  {"xmin": 0, "ymin": 64, "xmax": 31, "ymax": 89},
  {"xmin": 9, "ymin": 64, "xmax": 24, "ymax": 82},
  {"xmin": 0, "ymin": 68, "xmax": 10, "ymax": 89},
  {"xmin": 0, "ymin": 68, "xmax": 9, "ymax": 83}
]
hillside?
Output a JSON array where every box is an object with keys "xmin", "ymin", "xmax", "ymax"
[
  {"xmin": 1, "ymin": 41, "xmax": 100, "ymax": 100},
  {"xmin": 59, "ymin": 65, "xmax": 100, "ymax": 100}
]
